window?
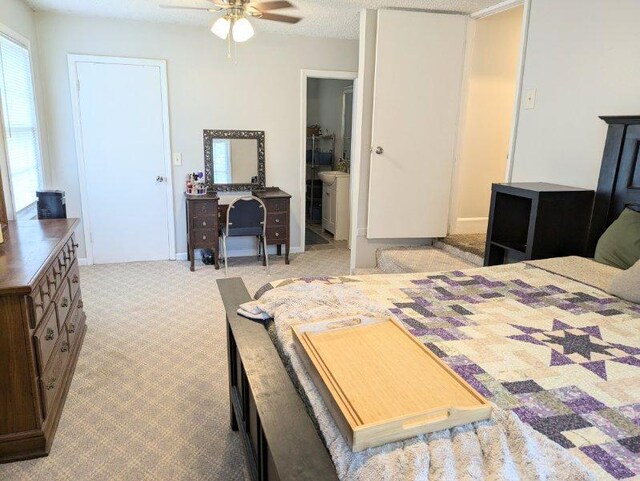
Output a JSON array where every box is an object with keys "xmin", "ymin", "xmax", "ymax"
[
  {"xmin": 212, "ymin": 139, "xmax": 232, "ymax": 184},
  {"xmin": 0, "ymin": 32, "xmax": 42, "ymax": 214}
]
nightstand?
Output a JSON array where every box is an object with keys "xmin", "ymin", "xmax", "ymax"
[{"xmin": 484, "ymin": 183, "xmax": 594, "ymax": 266}]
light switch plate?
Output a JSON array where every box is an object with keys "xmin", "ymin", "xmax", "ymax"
[
  {"xmin": 524, "ymin": 89, "xmax": 536, "ymax": 110},
  {"xmin": 172, "ymin": 153, "xmax": 182, "ymax": 166}
]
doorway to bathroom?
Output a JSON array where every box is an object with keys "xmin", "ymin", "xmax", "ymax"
[{"xmin": 300, "ymin": 70, "xmax": 356, "ymax": 252}]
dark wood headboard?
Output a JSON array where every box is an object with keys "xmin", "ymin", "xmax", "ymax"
[{"xmin": 586, "ymin": 116, "xmax": 640, "ymax": 256}]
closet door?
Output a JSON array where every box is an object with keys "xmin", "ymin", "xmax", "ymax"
[{"xmin": 367, "ymin": 10, "xmax": 466, "ymax": 238}]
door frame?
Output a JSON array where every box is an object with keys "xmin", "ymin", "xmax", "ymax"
[
  {"xmin": 68, "ymin": 54, "xmax": 176, "ymax": 265},
  {"xmin": 299, "ymin": 69, "xmax": 357, "ymax": 251}
]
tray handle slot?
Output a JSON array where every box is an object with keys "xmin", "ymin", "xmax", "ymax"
[
  {"xmin": 402, "ymin": 408, "xmax": 451, "ymax": 430},
  {"xmin": 401, "ymin": 407, "xmax": 480, "ymax": 431}
]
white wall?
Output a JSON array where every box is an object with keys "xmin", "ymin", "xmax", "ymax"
[
  {"xmin": 0, "ymin": 0, "xmax": 50, "ymax": 219},
  {"xmin": 450, "ymin": 6, "xmax": 523, "ymax": 234},
  {"xmin": 511, "ymin": 0, "xmax": 640, "ymax": 188},
  {"xmin": 35, "ymin": 12, "xmax": 358, "ymax": 259}
]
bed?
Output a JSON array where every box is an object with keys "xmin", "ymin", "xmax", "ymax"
[{"xmin": 217, "ymin": 116, "xmax": 640, "ymax": 481}]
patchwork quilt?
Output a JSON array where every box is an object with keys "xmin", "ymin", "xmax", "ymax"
[{"xmin": 255, "ymin": 262, "xmax": 640, "ymax": 480}]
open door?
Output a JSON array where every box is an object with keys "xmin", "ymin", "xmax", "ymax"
[{"xmin": 367, "ymin": 10, "xmax": 467, "ymax": 239}]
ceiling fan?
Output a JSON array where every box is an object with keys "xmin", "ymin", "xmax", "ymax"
[{"xmin": 161, "ymin": 0, "xmax": 301, "ymax": 47}]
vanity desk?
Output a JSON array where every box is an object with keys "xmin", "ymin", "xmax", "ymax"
[{"xmin": 186, "ymin": 129, "xmax": 291, "ymax": 270}]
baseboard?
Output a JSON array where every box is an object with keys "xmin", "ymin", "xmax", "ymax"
[
  {"xmin": 450, "ymin": 217, "xmax": 488, "ymax": 235},
  {"xmin": 176, "ymin": 246, "xmax": 303, "ymax": 261}
]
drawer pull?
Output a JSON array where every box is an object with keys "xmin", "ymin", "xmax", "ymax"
[
  {"xmin": 46, "ymin": 378, "xmax": 57, "ymax": 390},
  {"xmin": 61, "ymin": 297, "xmax": 69, "ymax": 308},
  {"xmin": 61, "ymin": 342, "xmax": 69, "ymax": 353},
  {"xmin": 69, "ymin": 323, "xmax": 76, "ymax": 334},
  {"xmin": 59, "ymin": 261, "xmax": 67, "ymax": 268},
  {"xmin": 202, "ymin": 221, "xmax": 207, "ymax": 226},
  {"xmin": 78, "ymin": 300, "xmax": 84, "ymax": 309},
  {"xmin": 42, "ymin": 290, "xmax": 50, "ymax": 299},
  {"xmin": 72, "ymin": 242, "xmax": 79, "ymax": 248},
  {"xmin": 202, "ymin": 235, "xmax": 207, "ymax": 240},
  {"xmin": 45, "ymin": 328, "xmax": 55, "ymax": 341},
  {"xmin": 48, "ymin": 278, "xmax": 56, "ymax": 288},
  {"xmin": 53, "ymin": 268, "xmax": 60, "ymax": 278},
  {"xmin": 64, "ymin": 253, "xmax": 71, "ymax": 262},
  {"xmin": 35, "ymin": 301, "xmax": 44, "ymax": 310},
  {"xmin": 275, "ymin": 232, "xmax": 280, "ymax": 237},
  {"xmin": 275, "ymin": 218, "xmax": 280, "ymax": 223},
  {"xmin": 72, "ymin": 275, "xmax": 79, "ymax": 284}
]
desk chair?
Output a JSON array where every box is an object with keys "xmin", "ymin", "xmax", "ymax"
[{"xmin": 221, "ymin": 196, "xmax": 268, "ymax": 276}]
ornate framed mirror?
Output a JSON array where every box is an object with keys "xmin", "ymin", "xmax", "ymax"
[{"xmin": 204, "ymin": 129, "xmax": 265, "ymax": 192}]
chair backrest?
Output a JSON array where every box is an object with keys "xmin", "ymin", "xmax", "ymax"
[{"xmin": 226, "ymin": 196, "xmax": 266, "ymax": 236}]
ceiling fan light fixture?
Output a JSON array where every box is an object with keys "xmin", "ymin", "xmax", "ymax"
[
  {"xmin": 232, "ymin": 17, "xmax": 255, "ymax": 43},
  {"xmin": 211, "ymin": 16, "xmax": 231, "ymax": 39}
]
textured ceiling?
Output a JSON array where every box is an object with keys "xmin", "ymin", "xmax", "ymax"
[{"xmin": 24, "ymin": 0, "xmax": 504, "ymax": 39}]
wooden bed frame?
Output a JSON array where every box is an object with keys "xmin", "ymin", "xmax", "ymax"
[{"xmin": 218, "ymin": 115, "xmax": 640, "ymax": 481}]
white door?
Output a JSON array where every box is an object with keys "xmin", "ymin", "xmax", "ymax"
[
  {"xmin": 367, "ymin": 10, "xmax": 467, "ymax": 238},
  {"xmin": 73, "ymin": 59, "xmax": 173, "ymax": 264}
]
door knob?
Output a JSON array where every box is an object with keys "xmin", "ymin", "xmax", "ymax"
[
  {"xmin": 156, "ymin": 176, "xmax": 165, "ymax": 183},
  {"xmin": 375, "ymin": 146, "xmax": 384, "ymax": 155}
]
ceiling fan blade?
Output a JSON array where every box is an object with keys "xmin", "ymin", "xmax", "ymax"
[
  {"xmin": 258, "ymin": 12, "xmax": 301, "ymax": 24},
  {"xmin": 252, "ymin": 1, "xmax": 294, "ymax": 11},
  {"xmin": 159, "ymin": 4, "xmax": 219, "ymax": 10}
]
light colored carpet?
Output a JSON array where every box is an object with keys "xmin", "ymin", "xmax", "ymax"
[
  {"xmin": 376, "ymin": 246, "xmax": 476, "ymax": 273},
  {"xmin": 0, "ymin": 250, "xmax": 351, "ymax": 481}
]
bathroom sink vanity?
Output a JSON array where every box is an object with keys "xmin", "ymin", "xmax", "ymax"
[{"xmin": 319, "ymin": 171, "xmax": 350, "ymax": 241}]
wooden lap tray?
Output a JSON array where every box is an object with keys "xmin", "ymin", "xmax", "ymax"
[{"xmin": 292, "ymin": 316, "xmax": 492, "ymax": 451}]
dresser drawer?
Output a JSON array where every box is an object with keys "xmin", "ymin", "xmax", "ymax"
[
  {"xmin": 266, "ymin": 226, "xmax": 287, "ymax": 243},
  {"xmin": 67, "ymin": 261, "xmax": 81, "ymax": 300},
  {"xmin": 66, "ymin": 235, "xmax": 79, "ymax": 262},
  {"xmin": 34, "ymin": 308, "xmax": 60, "ymax": 371},
  {"xmin": 192, "ymin": 201, "xmax": 218, "ymax": 218},
  {"xmin": 55, "ymin": 280, "xmax": 73, "ymax": 328},
  {"xmin": 192, "ymin": 216, "xmax": 217, "ymax": 229},
  {"xmin": 29, "ymin": 277, "xmax": 50, "ymax": 327},
  {"xmin": 191, "ymin": 228, "xmax": 217, "ymax": 248},
  {"xmin": 39, "ymin": 332, "xmax": 71, "ymax": 419},
  {"xmin": 50, "ymin": 261, "xmax": 64, "ymax": 292},
  {"xmin": 66, "ymin": 295, "xmax": 86, "ymax": 349},
  {"xmin": 267, "ymin": 212, "xmax": 287, "ymax": 229},
  {"xmin": 57, "ymin": 249, "xmax": 70, "ymax": 279},
  {"xmin": 264, "ymin": 198, "xmax": 289, "ymax": 213}
]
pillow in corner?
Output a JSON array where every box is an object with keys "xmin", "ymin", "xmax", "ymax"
[
  {"xmin": 594, "ymin": 208, "xmax": 640, "ymax": 269},
  {"xmin": 608, "ymin": 260, "xmax": 640, "ymax": 304}
]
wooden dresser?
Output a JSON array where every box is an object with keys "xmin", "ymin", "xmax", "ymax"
[
  {"xmin": 0, "ymin": 219, "xmax": 87, "ymax": 462},
  {"xmin": 186, "ymin": 193, "xmax": 220, "ymax": 271}
]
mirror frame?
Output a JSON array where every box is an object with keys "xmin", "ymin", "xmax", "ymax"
[{"xmin": 203, "ymin": 129, "xmax": 266, "ymax": 192}]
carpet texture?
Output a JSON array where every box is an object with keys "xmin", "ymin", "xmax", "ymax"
[
  {"xmin": 442, "ymin": 234, "xmax": 486, "ymax": 258},
  {"xmin": 0, "ymin": 250, "xmax": 351, "ymax": 481},
  {"xmin": 376, "ymin": 246, "xmax": 476, "ymax": 274}
]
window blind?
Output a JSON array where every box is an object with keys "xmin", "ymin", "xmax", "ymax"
[
  {"xmin": 212, "ymin": 139, "xmax": 232, "ymax": 184},
  {"xmin": 0, "ymin": 33, "xmax": 42, "ymax": 213}
]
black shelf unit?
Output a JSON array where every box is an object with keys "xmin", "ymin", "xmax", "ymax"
[{"xmin": 484, "ymin": 183, "xmax": 595, "ymax": 266}]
